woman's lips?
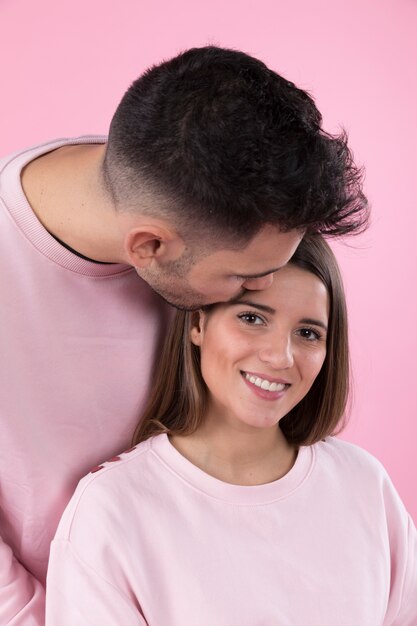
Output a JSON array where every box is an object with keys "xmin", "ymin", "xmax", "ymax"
[{"xmin": 241, "ymin": 371, "xmax": 290, "ymax": 400}]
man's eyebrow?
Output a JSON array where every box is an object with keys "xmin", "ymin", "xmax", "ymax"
[
  {"xmin": 235, "ymin": 268, "xmax": 282, "ymax": 280},
  {"xmin": 228, "ymin": 299, "xmax": 276, "ymax": 314}
]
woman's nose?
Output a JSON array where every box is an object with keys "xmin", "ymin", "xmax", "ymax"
[
  {"xmin": 242, "ymin": 273, "xmax": 274, "ymax": 291},
  {"xmin": 258, "ymin": 335, "xmax": 294, "ymax": 369}
]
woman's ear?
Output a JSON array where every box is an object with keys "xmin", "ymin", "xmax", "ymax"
[{"xmin": 190, "ymin": 310, "xmax": 205, "ymax": 346}]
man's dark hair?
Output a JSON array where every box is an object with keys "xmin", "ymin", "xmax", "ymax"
[{"xmin": 104, "ymin": 46, "xmax": 368, "ymax": 241}]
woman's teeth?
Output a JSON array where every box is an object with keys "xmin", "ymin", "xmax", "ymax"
[{"xmin": 243, "ymin": 372, "xmax": 286, "ymax": 392}]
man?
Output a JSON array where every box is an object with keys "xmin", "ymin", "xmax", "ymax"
[{"xmin": 0, "ymin": 46, "xmax": 367, "ymax": 624}]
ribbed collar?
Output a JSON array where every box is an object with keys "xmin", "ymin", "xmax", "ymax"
[
  {"xmin": 0, "ymin": 136, "xmax": 133, "ymax": 277},
  {"xmin": 150, "ymin": 433, "xmax": 314, "ymax": 506}
]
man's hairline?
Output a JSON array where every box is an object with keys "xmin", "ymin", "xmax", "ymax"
[{"xmin": 101, "ymin": 153, "xmax": 308, "ymax": 256}]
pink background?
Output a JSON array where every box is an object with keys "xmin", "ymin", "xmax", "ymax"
[{"xmin": 1, "ymin": 0, "xmax": 416, "ymax": 520}]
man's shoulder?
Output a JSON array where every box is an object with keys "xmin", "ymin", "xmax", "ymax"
[{"xmin": 0, "ymin": 136, "xmax": 107, "ymax": 177}]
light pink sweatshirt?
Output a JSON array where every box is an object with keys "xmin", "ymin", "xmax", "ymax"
[
  {"xmin": 0, "ymin": 138, "xmax": 170, "ymax": 625},
  {"xmin": 46, "ymin": 434, "xmax": 417, "ymax": 625}
]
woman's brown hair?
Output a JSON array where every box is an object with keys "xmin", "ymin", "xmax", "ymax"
[{"xmin": 133, "ymin": 234, "xmax": 349, "ymax": 447}]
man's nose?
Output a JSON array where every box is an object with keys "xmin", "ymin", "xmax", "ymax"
[{"xmin": 242, "ymin": 273, "xmax": 274, "ymax": 291}]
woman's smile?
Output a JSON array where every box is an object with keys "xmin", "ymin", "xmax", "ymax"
[{"xmin": 241, "ymin": 371, "xmax": 290, "ymax": 401}]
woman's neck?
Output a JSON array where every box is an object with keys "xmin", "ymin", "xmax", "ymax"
[{"xmin": 170, "ymin": 416, "xmax": 297, "ymax": 487}]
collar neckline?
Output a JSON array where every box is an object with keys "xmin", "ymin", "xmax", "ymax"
[
  {"xmin": 150, "ymin": 433, "xmax": 315, "ymax": 506},
  {"xmin": 2, "ymin": 136, "xmax": 132, "ymax": 277}
]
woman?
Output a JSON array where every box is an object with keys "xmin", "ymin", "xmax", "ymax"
[{"xmin": 45, "ymin": 236, "xmax": 417, "ymax": 625}]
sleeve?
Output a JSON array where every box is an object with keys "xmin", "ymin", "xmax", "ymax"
[
  {"xmin": 380, "ymin": 469, "xmax": 417, "ymax": 626},
  {"xmin": 45, "ymin": 539, "xmax": 148, "ymax": 626},
  {"xmin": 389, "ymin": 515, "xmax": 417, "ymax": 626},
  {"xmin": 0, "ymin": 536, "xmax": 45, "ymax": 626}
]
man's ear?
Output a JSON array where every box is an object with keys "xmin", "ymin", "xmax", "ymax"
[
  {"xmin": 190, "ymin": 310, "xmax": 206, "ymax": 346},
  {"xmin": 124, "ymin": 225, "xmax": 184, "ymax": 268}
]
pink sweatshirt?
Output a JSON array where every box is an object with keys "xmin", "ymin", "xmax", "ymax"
[
  {"xmin": 0, "ymin": 138, "xmax": 170, "ymax": 625},
  {"xmin": 46, "ymin": 434, "xmax": 417, "ymax": 625}
]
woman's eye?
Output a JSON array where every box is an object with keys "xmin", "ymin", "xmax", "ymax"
[
  {"xmin": 238, "ymin": 312, "xmax": 265, "ymax": 325},
  {"xmin": 298, "ymin": 328, "xmax": 322, "ymax": 341}
]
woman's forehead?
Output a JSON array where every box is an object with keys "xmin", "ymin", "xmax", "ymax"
[{"xmin": 205, "ymin": 265, "xmax": 329, "ymax": 319}]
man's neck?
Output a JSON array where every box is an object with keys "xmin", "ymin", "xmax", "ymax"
[{"xmin": 21, "ymin": 143, "xmax": 127, "ymax": 264}]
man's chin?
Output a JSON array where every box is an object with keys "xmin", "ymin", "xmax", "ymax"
[
  {"xmin": 134, "ymin": 269, "xmax": 207, "ymax": 310},
  {"xmin": 161, "ymin": 297, "xmax": 204, "ymax": 312},
  {"xmin": 153, "ymin": 287, "xmax": 246, "ymax": 311},
  {"xmin": 146, "ymin": 284, "xmax": 208, "ymax": 311}
]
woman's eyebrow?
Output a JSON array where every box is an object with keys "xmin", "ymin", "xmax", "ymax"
[
  {"xmin": 229, "ymin": 299, "xmax": 276, "ymax": 314},
  {"xmin": 299, "ymin": 317, "xmax": 328, "ymax": 331}
]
